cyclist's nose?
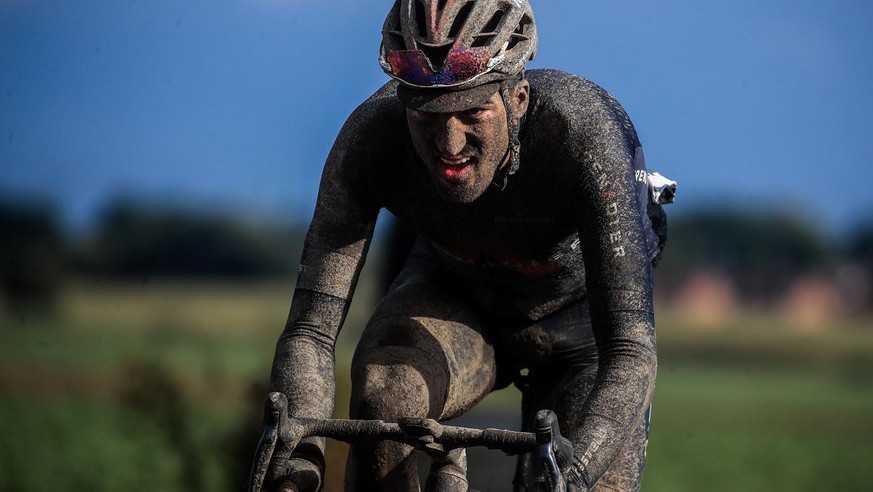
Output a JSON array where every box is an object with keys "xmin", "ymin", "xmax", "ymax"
[{"xmin": 435, "ymin": 116, "xmax": 467, "ymax": 156}]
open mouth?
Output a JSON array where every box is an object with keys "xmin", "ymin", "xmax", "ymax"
[{"xmin": 438, "ymin": 155, "xmax": 474, "ymax": 182}]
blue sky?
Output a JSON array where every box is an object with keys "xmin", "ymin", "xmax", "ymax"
[{"xmin": 2, "ymin": 0, "xmax": 872, "ymax": 233}]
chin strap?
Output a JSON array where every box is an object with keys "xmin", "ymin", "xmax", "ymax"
[{"xmin": 492, "ymin": 77, "xmax": 524, "ymax": 191}]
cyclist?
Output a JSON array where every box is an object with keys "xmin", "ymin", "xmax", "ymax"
[{"xmin": 256, "ymin": 1, "xmax": 671, "ymax": 491}]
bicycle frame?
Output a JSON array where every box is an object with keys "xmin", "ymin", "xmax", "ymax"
[{"xmin": 246, "ymin": 392, "xmax": 573, "ymax": 492}]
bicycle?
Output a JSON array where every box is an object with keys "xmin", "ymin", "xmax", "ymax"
[{"xmin": 246, "ymin": 392, "xmax": 574, "ymax": 492}]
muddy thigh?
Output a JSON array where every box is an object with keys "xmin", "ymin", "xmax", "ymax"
[
  {"xmin": 345, "ymin": 250, "xmax": 500, "ymax": 491},
  {"xmin": 350, "ymin": 254, "xmax": 498, "ymax": 421}
]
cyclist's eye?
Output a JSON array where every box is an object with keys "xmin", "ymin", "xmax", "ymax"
[
  {"xmin": 409, "ymin": 109, "xmax": 438, "ymax": 122},
  {"xmin": 464, "ymin": 108, "xmax": 486, "ymax": 117}
]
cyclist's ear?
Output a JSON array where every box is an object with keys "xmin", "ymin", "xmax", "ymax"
[{"xmin": 511, "ymin": 79, "xmax": 530, "ymax": 121}]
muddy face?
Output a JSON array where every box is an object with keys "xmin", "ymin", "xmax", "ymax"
[{"xmin": 406, "ymin": 83, "xmax": 529, "ymax": 204}]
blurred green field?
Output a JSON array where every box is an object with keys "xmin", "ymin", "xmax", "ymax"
[{"xmin": 1, "ymin": 280, "xmax": 872, "ymax": 491}]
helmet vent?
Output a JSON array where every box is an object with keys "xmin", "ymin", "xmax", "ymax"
[
  {"xmin": 437, "ymin": 0, "xmax": 448, "ymax": 11},
  {"xmin": 388, "ymin": 32, "xmax": 405, "ymax": 48},
  {"xmin": 415, "ymin": 0, "xmax": 428, "ymax": 37},
  {"xmin": 507, "ymin": 14, "xmax": 532, "ymax": 51},
  {"xmin": 472, "ymin": 10, "xmax": 504, "ymax": 48},
  {"xmin": 390, "ymin": 13, "xmax": 402, "ymax": 32},
  {"xmin": 481, "ymin": 10, "xmax": 504, "ymax": 35},
  {"xmin": 419, "ymin": 43, "xmax": 453, "ymax": 70},
  {"xmin": 448, "ymin": 2, "xmax": 474, "ymax": 39},
  {"xmin": 471, "ymin": 35, "xmax": 491, "ymax": 48}
]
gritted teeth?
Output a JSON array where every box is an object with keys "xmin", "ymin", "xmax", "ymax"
[{"xmin": 440, "ymin": 156, "xmax": 473, "ymax": 166}]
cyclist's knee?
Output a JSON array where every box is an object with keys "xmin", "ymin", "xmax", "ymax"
[{"xmin": 350, "ymin": 345, "xmax": 449, "ymax": 420}]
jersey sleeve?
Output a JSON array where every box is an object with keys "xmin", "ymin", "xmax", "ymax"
[
  {"xmin": 269, "ymin": 93, "xmax": 392, "ymax": 424},
  {"xmin": 560, "ymin": 80, "xmax": 658, "ymax": 489}
]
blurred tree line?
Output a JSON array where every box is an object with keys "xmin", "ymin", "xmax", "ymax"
[
  {"xmin": 1, "ymin": 197, "xmax": 304, "ymax": 316},
  {"xmin": 654, "ymin": 209, "xmax": 873, "ymax": 313},
  {"xmin": 3, "ymin": 195, "xmax": 873, "ymax": 315},
  {"xmin": 78, "ymin": 199, "xmax": 303, "ymax": 278}
]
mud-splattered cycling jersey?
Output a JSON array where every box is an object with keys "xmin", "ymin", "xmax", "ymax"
[{"xmin": 271, "ymin": 69, "xmax": 659, "ymax": 488}]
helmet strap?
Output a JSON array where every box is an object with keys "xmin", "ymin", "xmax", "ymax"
[{"xmin": 491, "ymin": 77, "xmax": 523, "ymax": 191}]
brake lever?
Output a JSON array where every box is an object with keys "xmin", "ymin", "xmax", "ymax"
[
  {"xmin": 246, "ymin": 392, "xmax": 300, "ymax": 492},
  {"xmin": 535, "ymin": 409, "xmax": 573, "ymax": 492}
]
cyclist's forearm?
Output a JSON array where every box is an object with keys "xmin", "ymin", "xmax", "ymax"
[
  {"xmin": 271, "ymin": 335, "xmax": 336, "ymax": 419},
  {"xmin": 568, "ymin": 309, "xmax": 657, "ymax": 488},
  {"xmin": 270, "ymin": 289, "xmax": 349, "ymax": 419}
]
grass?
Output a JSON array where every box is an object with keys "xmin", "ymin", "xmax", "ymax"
[
  {"xmin": 1, "ymin": 280, "xmax": 872, "ymax": 491},
  {"xmin": 0, "ymin": 396, "xmax": 233, "ymax": 492},
  {"xmin": 645, "ymin": 363, "xmax": 873, "ymax": 491},
  {"xmin": 641, "ymin": 311, "xmax": 873, "ymax": 491}
]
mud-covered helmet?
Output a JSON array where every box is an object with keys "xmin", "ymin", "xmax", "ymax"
[{"xmin": 380, "ymin": 0, "xmax": 537, "ymax": 112}]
